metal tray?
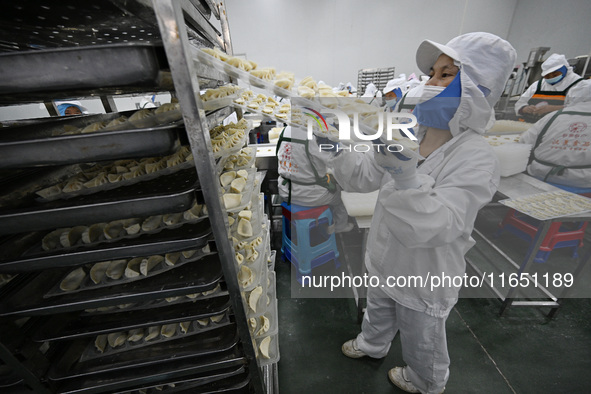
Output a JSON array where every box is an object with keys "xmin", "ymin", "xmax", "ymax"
[
  {"xmin": 48, "ymin": 324, "xmax": 238, "ymax": 380},
  {"xmin": 111, "ymin": 366, "xmax": 246, "ymax": 394},
  {"xmin": 0, "ymin": 220, "xmax": 212, "ymax": 273},
  {"xmin": 0, "ymin": 253, "xmax": 222, "ymax": 317},
  {"xmin": 32, "ymin": 295, "xmax": 231, "ymax": 342},
  {"xmin": 0, "ymin": 44, "xmax": 168, "ymax": 96},
  {"xmin": 0, "ymin": 109, "xmax": 184, "ymax": 169},
  {"xmin": 171, "ymin": 372, "xmax": 250, "ymax": 394},
  {"xmin": 52, "ymin": 346, "xmax": 245, "ymax": 394},
  {"xmin": 0, "ymin": 168, "xmax": 201, "ymax": 235}
]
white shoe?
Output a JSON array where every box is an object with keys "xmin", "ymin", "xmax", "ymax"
[
  {"xmin": 388, "ymin": 366, "xmax": 445, "ymax": 393},
  {"xmin": 341, "ymin": 339, "xmax": 367, "ymax": 358}
]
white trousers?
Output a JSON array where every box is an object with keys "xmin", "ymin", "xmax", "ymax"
[{"xmin": 356, "ymin": 285, "xmax": 450, "ymax": 394}]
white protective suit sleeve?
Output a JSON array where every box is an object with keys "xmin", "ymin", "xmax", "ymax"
[
  {"xmin": 330, "ymin": 150, "xmax": 387, "ymax": 193},
  {"xmin": 514, "ymin": 82, "xmax": 537, "ymax": 115}
]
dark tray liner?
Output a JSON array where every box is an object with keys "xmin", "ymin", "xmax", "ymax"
[
  {"xmin": 33, "ymin": 295, "xmax": 231, "ymax": 342},
  {"xmin": 0, "ymin": 109, "xmax": 184, "ymax": 169},
  {"xmin": 0, "ymin": 220, "xmax": 212, "ymax": 273},
  {"xmin": 78, "ymin": 314, "xmax": 233, "ymax": 363},
  {"xmin": 0, "ymin": 44, "xmax": 167, "ymax": 95},
  {"xmin": 43, "ymin": 247, "xmax": 213, "ymax": 299},
  {"xmin": 80, "ymin": 280, "xmax": 228, "ymax": 316},
  {"xmin": 0, "ymin": 253, "xmax": 222, "ymax": 317},
  {"xmin": 53, "ymin": 346, "xmax": 246, "ymax": 394},
  {"xmin": 111, "ymin": 366, "xmax": 246, "ymax": 394},
  {"xmin": 48, "ymin": 324, "xmax": 238, "ymax": 380},
  {"xmin": 0, "ymin": 168, "xmax": 202, "ymax": 235}
]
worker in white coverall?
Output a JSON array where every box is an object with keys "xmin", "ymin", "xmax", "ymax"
[
  {"xmin": 519, "ymin": 79, "xmax": 591, "ymax": 188},
  {"xmin": 335, "ymin": 32, "xmax": 516, "ymax": 393},
  {"xmin": 277, "ymin": 125, "xmax": 352, "ymax": 233},
  {"xmin": 515, "ymin": 53, "xmax": 583, "ymax": 123}
]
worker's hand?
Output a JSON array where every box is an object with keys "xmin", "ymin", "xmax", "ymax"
[
  {"xmin": 373, "ymin": 146, "xmax": 421, "ymax": 189},
  {"xmin": 520, "ymin": 105, "xmax": 536, "ymax": 115}
]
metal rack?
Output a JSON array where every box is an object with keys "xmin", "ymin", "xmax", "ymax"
[{"xmin": 0, "ymin": 1, "xmax": 275, "ymax": 393}]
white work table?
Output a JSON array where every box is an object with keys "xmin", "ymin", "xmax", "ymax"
[{"xmin": 341, "ymin": 174, "xmax": 591, "ymax": 319}]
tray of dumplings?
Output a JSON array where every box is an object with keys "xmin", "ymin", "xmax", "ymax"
[
  {"xmin": 35, "ymin": 145, "xmax": 196, "ymax": 202},
  {"xmin": 229, "ymin": 193, "xmax": 264, "ymax": 243},
  {"xmin": 235, "ymin": 227, "xmax": 269, "ymax": 294},
  {"xmin": 113, "ymin": 365, "xmax": 247, "ymax": 394},
  {"xmin": 0, "ymin": 107, "xmax": 184, "ymax": 169},
  {"xmin": 196, "ymin": 48, "xmax": 297, "ymax": 99},
  {"xmin": 0, "ymin": 168, "xmax": 202, "ymax": 235},
  {"xmin": 232, "ymin": 90, "xmax": 292, "ymax": 124},
  {"xmin": 220, "ymin": 167, "xmax": 257, "ymax": 213},
  {"xmin": 248, "ymin": 300, "xmax": 278, "ymax": 340},
  {"xmin": 216, "ymin": 146, "xmax": 256, "ymax": 174},
  {"xmin": 48, "ymin": 324, "xmax": 239, "ymax": 381},
  {"xmin": 209, "ymin": 118, "xmax": 250, "ymax": 159},
  {"xmin": 200, "ymin": 84, "xmax": 242, "ymax": 112},
  {"xmin": 499, "ymin": 190, "xmax": 591, "ymax": 221},
  {"xmin": 32, "ymin": 294, "xmax": 230, "ymax": 343},
  {"xmin": 82, "ymin": 282, "xmax": 226, "ymax": 316},
  {"xmin": 0, "ymin": 220, "xmax": 212, "ymax": 273},
  {"xmin": 244, "ymin": 263, "xmax": 276, "ymax": 321},
  {"xmin": 53, "ymin": 349, "xmax": 247, "ymax": 394},
  {"xmin": 45, "ymin": 245, "xmax": 214, "ymax": 298},
  {"xmin": 0, "ymin": 254, "xmax": 223, "ymax": 317}
]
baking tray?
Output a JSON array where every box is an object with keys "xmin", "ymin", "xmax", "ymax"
[
  {"xmin": 32, "ymin": 295, "xmax": 231, "ymax": 342},
  {"xmin": 171, "ymin": 372, "xmax": 249, "ymax": 394},
  {"xmin": 53, "ymin": 346, "xmax": 245, "ymax": 394},
  {"xmin": 0, "ymin": 253, "xmax": 222, "ymax": 317},
  {"xmin": 0, "ymin": 44, "xmax": 167, "ymax": 95},
  {"xmin": 0, "ymin": 168, "xmax": 201, "ymax": 235},
  {"xmin": 0, "ymin": 220, "xmax": 212, "ymax": 273},
  {"xmin": 0, "ymin": 110, "xmax": 183, "ymax": 169},
  {"xmin": 48, "ymin": 324, "xmax": 238, "ymax": 380},
  {"xmin": 111, "ymin": 366, "xmax": 246, "ymax": 394}
]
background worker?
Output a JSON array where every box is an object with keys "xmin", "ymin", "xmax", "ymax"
[
  {"xmin": 519, "ymin": 79, "xmax": 591, "ymax": 188},
  {"xmin": 515, "ymin": 53, "xmax": 584, "ymax": 123}
]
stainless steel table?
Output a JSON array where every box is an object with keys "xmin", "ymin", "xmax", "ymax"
[{"xmin": 469, "ymin": 173, "xmax": 591, "ymax": 318}]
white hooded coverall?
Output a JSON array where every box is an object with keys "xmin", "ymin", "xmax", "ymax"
[
  {"xmin": 520, "ymin": 80, "xmax": 591, "ymax": 188},
  {"xmin": 332, "ymin": 32, "xmax": 515, "ymax": 393}
]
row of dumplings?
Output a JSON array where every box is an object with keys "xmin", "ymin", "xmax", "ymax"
[
  {"xmin": 54, "ymin": 103, "xmax": 181, "ymax": 137},
  {"xmin": 209, "ymin": 118, "xmax": 248, "ymax": 154},
  {"xmin": 220, "ymin": 146, "xmax": 255, "ymax": 171},
  {"xmin": 94, "ymin": 312, "xmax": 226, "ymax": 353},
  {"xmin": 42, "ymin": 202, "xmax": 206, "ymax": 252},
  {"xmin": 200, "ymin": 85, "xmax": 241, "ymax": 102},
  {"xmin": 83, "ymin": 284, "xmax": 222, "ymax": 314},
  {"xmin": 233, "ymin": 90, "xmax": 290, "ymax": 121},
  {"xmin": 37, "ymin": 146, "xmax": 194, "ymax": 199},
  {"xmin": 220, "ymin": 168, "xmax": 251, "ymax": 210},
  {"xmin": 59, "ymin": 248, "xmax": 207, "ymax": 292},
  {"xmin": 202, "ymin": 47, "xmax": 295, "ymax": 91}
]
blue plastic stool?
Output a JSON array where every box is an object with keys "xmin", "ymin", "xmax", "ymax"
[{"xmin": 281, "ymin": 202, "xmax": 340, "ymax": 280}]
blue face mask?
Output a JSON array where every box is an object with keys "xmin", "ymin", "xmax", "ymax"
[
  {"xmin": 545, "ymin": 66, "xmax": 568, "ymax": 85},
  {"xmin": 412, "ymin": 72, "xmax": 462, "ymax": 130}
]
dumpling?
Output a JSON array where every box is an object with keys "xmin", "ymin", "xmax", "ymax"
[
  {"xmin": 183, "ymin": 203, "xmax": 203, "ymax": 221},
  {"xmin": 127, "ymin": 328, "xmax": 144, "ymax": 343},
  {"xmin": 105, "ymin": 259, "xmax": 128, "ymax": 280},
  {"xmin": 60, "ymin": 226, "xmax": 87, "ymax": 248},
  {"xmin": 59, "ymin": 267, "xmax": 86, "ymax": 291},
  {"xmin": 223, "ymin": 194, "xmax": 242, "ymax": 210},
  {"xmin": 124, "ymin": 257, "xmax": 143, "ymax": 278},
  {"xmin": 36, "ymin": 184, "xmax": 62, "ymax": 199},
  {"xmin": 248, "ymin": 286, "xmax": 263, "ymax": 313},
  {"xmin": 95, "ymin": 334, "xmax": 108, "ymax": 353},
  {"xmin": 81, "ymin": 121, "xmax": 106, "ymax": 134},
  {"xmin": 90, "ymin": 261, "xmax": 111, "ymax": 284},
  {"xmin": 83, "ymin": 173, "xmax": 109, "ymax": 189},
  {"xmin": 220, "ymin": 171, "xmax": 236, "ymax": 187},
  {"xmin": 256, "ymin": 315, "xmax": 270, "ymax": 337},
  {"xmin": 62, "ymin": 178, "xmax": 85, "ymax": 193},
  {"xmin": 82, "ymin": 223, "xmax": 108, "ymax": 244},
  {"xmin": 179, "ymin": 321, "xmax": 191, "ymax": 334},
  {"xmin": 210, "ymin": 313, "xmax": 224, "ymax": 323},
  {"xmin": 163, "ymin": 212, "xmax": 183, "ymax": 227},
  {"xmin": 128, "ymin": 109, "xmax": 153, "ymax": 122},
  {"xmin": 154, "ymin": 102, "xmax": 180, "ymax": 114},
  {"xmin": 141, "ymin": 215, "xmax": 163, "ymax": 232},
  {"xmin": 107, "ymin": 332, "xmax": 127, "ymax": 348},
  {"xmin": 237, "ymin": 218, "xmax": 253, "ymax": 238},
  {"xmin": 238, "ymin": 265, "xmax": 254, "ymax": 288},
  {"xmin": 140, "ymin": 255, "xmax": 163, "ymax": 276},
  {"xmin": 42, "ymin": 228, "xmax": 69, "ymax": 251},
  {"xmin": 105, "ymin": 116, "xmax": 128, "ymax": 129},
  {"xmin": 259, "ymin": 336, "xmax": 272, "ymax": 359},
  {"xmin": 230, "ymin": 177, "xmax": 246, "ymax": 193},
  {"xmin": 144, "ymin": 326, "xmax": 160, "ymax": 342},
  {"xmin": 160, "ymin": 324, "xmax": 176, "ymax": 338},
  {"xmin": 165, "ymin": 252, "xmax": 181, "ymax": 266},
  {"xmin": 182, "ymin": 249, "xmax": 197, "ymax": 259}
]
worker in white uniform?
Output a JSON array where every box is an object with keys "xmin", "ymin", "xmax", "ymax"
[
  {"xmin": 335, "ymin": 32, "xmax": 516, "ymax": 393},
  {"xmin": 519, "ymin": 79, "xmax": 591, "ymax": 188},
  {"xmin": 277, "ymin": 125, "xmax": 352, "ymax": 233},
  {"xmin": 514, "ymin": 53, "xmax": 583, "ymax": 123}
]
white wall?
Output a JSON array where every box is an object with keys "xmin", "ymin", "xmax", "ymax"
[
  {"xmin": 225, "ymin": 0, "xmax": 517, "ymax": 89},
  {"xmin": 507, "ymin": 0, "xmax": 591, "ymax": 65}
]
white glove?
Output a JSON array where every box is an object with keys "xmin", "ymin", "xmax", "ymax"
[{"xmin": 373, "ymin": 148, "xmax": 420, "ymax": 190}]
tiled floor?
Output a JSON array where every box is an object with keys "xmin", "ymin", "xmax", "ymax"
[{"xmin": 274, "ymin": 205, "xmax": 591, "ymax": 393}]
